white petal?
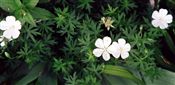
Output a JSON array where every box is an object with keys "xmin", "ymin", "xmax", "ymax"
[
  {"xmin": 121, "ymin": 52, "xmax": 129, "ymax": 59},
  {"xmin": 152, "ymin": 11, "xmax": 159, "ymax": 19},
  {"xmin": 118, "ymin": 38, "xmax": 126, "ymax": 46},
  {"xmin": 112, "ymin": 51, "xmax": 120, "ymax": 59},
  {"xmin": 95, "ymin": 38, "xmax": 104, "ymax": 48},
  {"xmin": 12, "ymin": 29, "xmax": 20, "ymax": 39},
  {"xmin": 107, "ymin": 42, "xmax": 120, "ymax": 58},
  {"xmin": 159, "ymin": 22, "xmax": 168, "ymax": 29},
  {"xmin": 159, "ymin": 8, "xmax": 168, "ymax": 17},
  {"xmin": 102, "ymin": 51, "xmax": 110, "ymax": 61},
  {"xmin": 14, "ymin": 20, "xmax": 21, "ymax": 30},
  {"xmin": 103, "ymin": 36, "xmax": 111, "ymax": 48},
  {"xmin": 6, "ymin": 16, "xmax": 16, "ymax": 23},
  {"xmin": 0, "ymin": 21, "xmax": 8, "ymax": 30},
  {"xmin": 107, "ymin": 42, "xmax": 117, "ymax": 54},
  {"xmin": 3, "ymin": 28, "xmax": 20, "ymax": 40},
  {"xmin": 3, "ymin": 30, "xmax": 12, "ymax": 39},
  {"xmin": 1, "ymin": 41, "xmax": 5, "ymax": 47},
  {"xmin": 93, "ymin": 48, "xmax": 104, "ymax": 57},
  {"xmin": 124, "ymin": 43, "xmax": 131, "ymax": 52},
  {"xmin": 101, "ymin": 17, "xmax": 105, "ymax": 23},
  {"xmin": 107, "ymin": 27, "xmax": 110, "ymax": 30},
  {"xmin": 151, "ymin": 20, "xmax": 159, "ymax": 27},
  {"xmin": 165, "ymin": 15, "xmax": 173, "ymax": 23}
]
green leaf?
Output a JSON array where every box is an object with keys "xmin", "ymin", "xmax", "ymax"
[
  {"xmin": 38, "ymin": 71, "xmax": 57, "ymax": 85},
  {"xmin": 102, "ymin": 65, "xmax": 144, "ymax": 85},
  {"xmin": 0, "ymin": 0, "xmax": 22, "ymax": 12},
  {"xmin": 146, "ymin": 69, "xmax": 175, "ymax": 85},
  {"xmin": 23, "ymin": 13, "xmax": 36, "ymax": 26},
  {"xmin": 15, "ymin": 63, "xmax": 44, "ymax": 85},
  {"xmin": 168, "ymin": 0, "xmax": 175, "ymax": 5},
  {"xmin": 103, "ymin": 74, "xmax": 136, "ymax": 85},
  {"xmin": 22, "ymin": 0, "xmax": 39, "ymax": 8},
  {"xmin": 162, "ymin": 31, "xmax": 175, "ymax": 55},
  {"xmin": 29, "ymin": 7, "xmax": 55, "ymax": 19}
]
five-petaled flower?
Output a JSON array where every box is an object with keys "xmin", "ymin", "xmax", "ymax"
[
  {"xmin": 0, "ymin": 16, "xmax": 21, "ymax": 40},
  {"xmin": 101, "ymin": 17, "xmax": 114, "ymax": 31},
  {"xmin": 152, "ymin": 8, "xmax": 173, "ymax": 29},
  {"xmin": 93, "ymin": 36, "xmax": 114, "ymax": 61},
  {"xmin": 109, "ymin": 38, "xmax": 131, "ymax": 59}
]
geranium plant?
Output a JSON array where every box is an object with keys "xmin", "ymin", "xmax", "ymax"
[{"xmin": 0, "ymin": 0, "xmax": 175, "ymax": 85}]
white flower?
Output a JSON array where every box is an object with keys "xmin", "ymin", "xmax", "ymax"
[
  {"xmin": 108, "ymin": 38, "xmax": 131, "ymax": 59},
  {"xmin": 152, "ymin": 8, "xmax": 173, "ymax": 29},
  {"xmin": 101, "ymin": 17, "xmax": 114, "ymax": 30},
  {"xmin": 93, "ymin": 36, "xmax": 114, "ymax": 61},
  {"xmin": 0, "ymin": 16, "xmax": 21, "ymax": 40}
]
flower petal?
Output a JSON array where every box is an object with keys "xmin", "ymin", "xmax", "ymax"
[
  {"xmin": 103, "ymin": 36, "xmax": 111, "ymax": 48},
  {"xmin": 118, "ymin": 38, "xmax": 126, "ymax": 46},
  {"xmin": 102, "ymin": 51, "xmax": 110, "ymax": 61},
  {"xmin": 107, "ymin": 42, "xmax": 117, "ymax": 54},
  {"xmin": 101, "ymin": 17, "xmax": 105, "ymax": 23},
  {"xmin": 107, "ymin": 27, "xmax": 110, "ymax": 30},
  {"xmin": 151, "ymin": 20, "xmax": 159, "ymax": 28},
  {"xmin": 3, "ymin": 29, "xmax": 12, "ymax": 39},
  {"xmin": 124, "ymin": 43, "xmax": 131, "ymax": 52},
  {"xmin": 6, "ymin": 16, "xmax": 16, "ymax": 23},
  {"xmin": 159, "ymin": 22, "xmax": 168, "ymax": 29},
  {"xmin": 3, "ymin": 28, "xmax": 20, "ymax": 40},
  {"xmin": 159, "ymin": 8, "xmax": 168, "ymax": 17},
  {"xmin": 11, "ymin": 29, "xmax": 20, "ymax": 39},
  {"xmin": 165, "ymin": 15, "xmax": 173, "ymax": 23},
  {"xmin": 93, "ymin": 48, "xmax": 104, "ymax": 57},
  {"xmin": 152, "ymin": 11, "xmax": 159, "ymax": 19},
  {"xmin": 0, "ymin": 21, "xmax": 8, "ymax": 30},
  {"xmin": 95, "ymin": 38, "xmax": 104, "ymax": 48},
  {"xmin": 14, "ymin": 20, "xmax": 22, "ymax": 30},
  {"xmin": 107, "ymin": 42, "xmax": 120, "ymax": 58},
  {"xmin": 121, "ymin": 52, "xmax": 129, "ymax": 59}
]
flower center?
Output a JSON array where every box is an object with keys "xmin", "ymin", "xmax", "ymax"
[
  {"xmin": 105, "ymin": 20, "xmax": 112, "ymax": 26},
  {"xmin": 9, "ymin": 25, "xmax": 15, "ymax": 29},
  {"xmin": 119, "ymin": 47, "xmax": 123, "ymax": 53},
  {"xmin": 158, "ymin": 17, "xmax": 165, "ymax": 22}
]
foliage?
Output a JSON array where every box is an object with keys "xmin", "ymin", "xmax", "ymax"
[{"xmin": 0, "ymin": 0, "xmax": 175, "ymax": 85}]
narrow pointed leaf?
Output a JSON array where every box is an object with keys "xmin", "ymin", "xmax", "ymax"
[
  {"xmin": 102, "ymin": 65, "xmax": 144, "ymax": 85},
  {"xmin": 22, "ymin": 0, "xmax": 39, "ymax": 8},
  {"xmin": 15, "ymin": 63, "xmax": 44, "ymax": 85},
  {"xmin": 29, "ymin": 7, "xmax": 55, "ymax": 19}
]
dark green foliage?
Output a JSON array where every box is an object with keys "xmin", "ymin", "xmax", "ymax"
[{"xmin": 0, "ymin": 0, "xmax": 174, "ymax": 85}]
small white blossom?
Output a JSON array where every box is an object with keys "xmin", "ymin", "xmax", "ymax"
[
  {"xmin": 152, "ymin": 8, "xmax": 173, "ymax": 29},
  {"xmin": 0, "ymin": 16, "xmax": 21, "ymax": 40},
  {"xmin": 101, "ymin": 17, "xmax": 114, "ymax": 30},
  {"xmin": 108, "ymin": 38, "xmax": 131, "ymax": 59},
  {"xmin": 93, "ymin": 36, "xmax": 115, "ymax": 61}
]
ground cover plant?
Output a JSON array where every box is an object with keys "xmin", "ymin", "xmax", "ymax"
[{"xmin": 0, "ymin": 0, "xmax": 175, "ymax": 85}]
